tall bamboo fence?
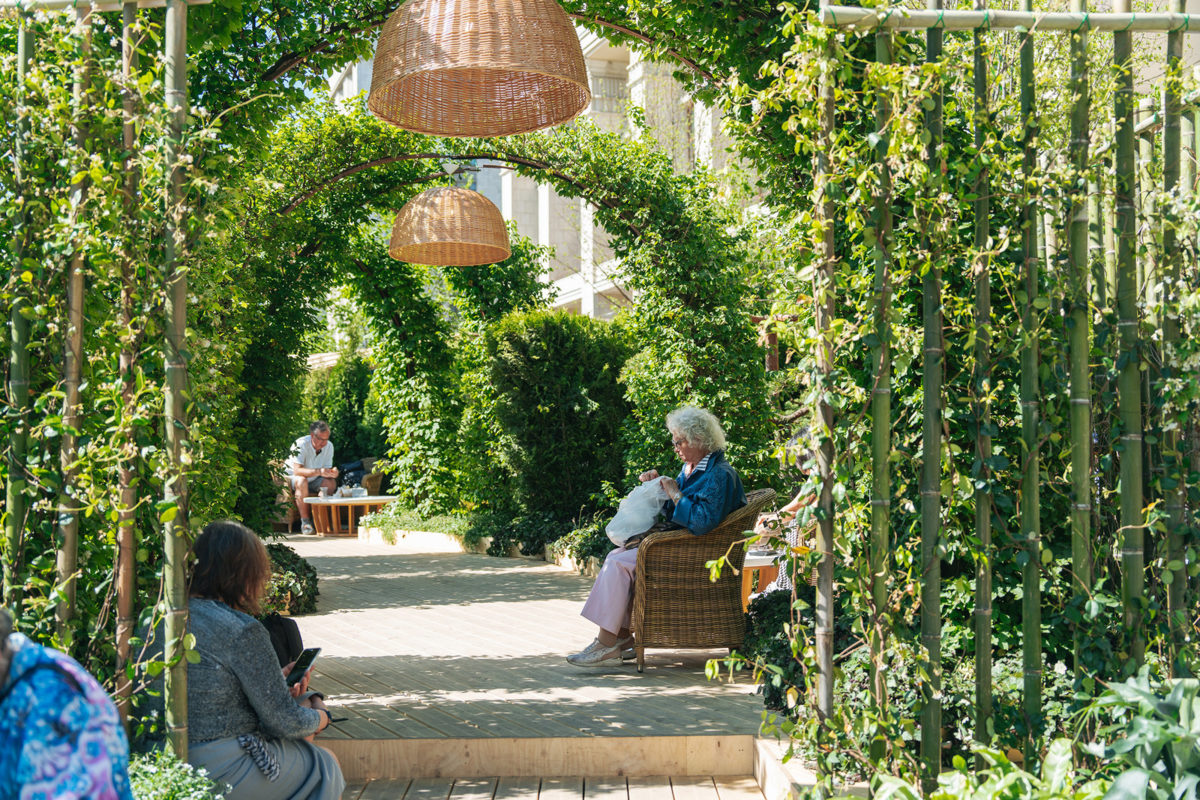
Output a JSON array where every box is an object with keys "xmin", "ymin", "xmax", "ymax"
[
  {"xmin": 2, "ymin": 0, "xmax": 208, "ymax": 758},
  {"xmin": 818, "ymin": 0, "xmax": 1200, "ymax": 787}
]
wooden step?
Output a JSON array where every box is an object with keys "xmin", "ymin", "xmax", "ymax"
[{"xmin": 323, "ymin": 735, "xmax": 755, "ymax": 782}]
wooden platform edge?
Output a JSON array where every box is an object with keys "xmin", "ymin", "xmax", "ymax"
[
  {"xmin": 321, "ymin": 734, "xmax": 755, "ymax": 781},
  {"xmin": 752, "ymin": 737, "xmax": 869, "ymax": 800}
]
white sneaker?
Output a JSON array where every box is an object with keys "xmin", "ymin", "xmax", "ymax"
[
  {"xmin": 566, "ymin": 638, "xmax": 622, "ymax": 666},
  {"xmin": 300, "ymin": 519, "xmax": 315, "ymax": 535}
]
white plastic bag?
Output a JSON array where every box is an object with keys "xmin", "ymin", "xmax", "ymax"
[{"xmin": 606, "ymin": 477, "xmax": 670, "ymax": 546}]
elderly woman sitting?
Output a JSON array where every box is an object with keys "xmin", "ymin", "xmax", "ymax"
[{"xmin": 567, "ymin": 405, "xmax": 747, "ymax": 667}]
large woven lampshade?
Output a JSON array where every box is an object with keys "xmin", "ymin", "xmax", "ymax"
[
  {"xmin": 368, "ymin": 0, "xmax": 591, "ymax": 137},
  {"xmin": 388, "ymin": 186, "xmax": 511, "ymax": 266}
]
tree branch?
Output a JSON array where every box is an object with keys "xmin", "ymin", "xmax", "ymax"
[
  {"xmin": 259, "ymin": 3, "xmax": 401, "ymax": 84},
  {"xmin": 567, "ymin": 14, "xmax": 714, "ymax": 83},
  {"xmin": 279, "ymin": 160, "xmax": 442, "ymax": 214},
  {"xmin": 277, "ymin": 151, "xmax": 645, "ymax": 239}
]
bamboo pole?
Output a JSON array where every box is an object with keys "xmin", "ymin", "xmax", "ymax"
[
  {"xmin": 1183, "ymin": 107, "xmax": 1198, "ymax": 629},
  {"xmin": 1041, "ymin": 154, "xmax": 1058, "ymax": 280},
  {"xmin": 920, "ymin": 0, "xmax": 944, "ymax": 787},
  {"xmin": 1137, "ymin": 100, "xmax": 1158, "ymax": 322},
  {"xmin": 813, "ymin": 32, "xmax": 837, "ymax": 733},
  {"xmin": 163, "ymin": 0, "xmax": 190, "ymax": 759},
  {"xmin": 1104, "ymin": 147, "xmax": 1119, "ymax": 303},
  {"xmin": 1018, "ymin": 13, "xmax": 1043, "ymax": 766},
  {"xmin": 1089, "ymin": 177, "xmax": 1105, "ymax": 309},
  {"xmin": 1067, "ymin": 0, "xmax": 1093, "ymax": 686},
  {"xmin": 819, "ymin": 6, "xmax": 1200, "ymax": 33},
  {"xmin": 56, "ymin": 5, "xmax": 92, "ymax": 636},
  {"xmin": 971, "ymin": 2, "xmax": 993, "ymax": 753},
  {"xmin": 1162, "ymin": 0, "xmax": 1186, "ymax": 676},
  {"xmin": 869, "ymin": 27, "xmax": 893, "ymax": 766},
  {"xmin": 1183, "ymin": 108, "xmax": 1196, "ymax": 195},
  {"xmin": 1113, "ymin": 0, "xmax": 1145, "ymax": 669},
  {"xmin": 0, "ymin": 0, "xmax": 212, "ymax": 8},
  {"xmin": 114, "ymin": 0, "xmax": 142, "ymax": 721},
  {"xmin": 4, "ymin": 19, "xmax": 35, "ymax": 611},
  {"xmin": 1194, "ymin": 104, "xmax": 1200, "ymax": 258}
]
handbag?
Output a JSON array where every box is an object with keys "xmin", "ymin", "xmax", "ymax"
[{"xmin": 260, "ymin": 612, "xmax": 303, "ymax": 667}]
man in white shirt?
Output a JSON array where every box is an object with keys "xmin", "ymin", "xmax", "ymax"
[{"xmin": 287, "ymin": 421, "xmax": 338, "ymax": 534}]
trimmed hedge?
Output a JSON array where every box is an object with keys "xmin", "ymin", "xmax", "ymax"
[{"xmin": 486, "ymin": 310, "xmax": 632, "ymax": 522}]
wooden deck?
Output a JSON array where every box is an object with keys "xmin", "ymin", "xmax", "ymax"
[
  {"xmin": 283, "ymin": 535, "xmax": 768, "ymax": 785},
  {"xmin": 345, "ymin": 775, "xmax": 766, "ymax": 799}
]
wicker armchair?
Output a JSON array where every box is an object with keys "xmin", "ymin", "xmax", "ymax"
[{"xmin": 631, "ymin": 488, "xmax": 776, "ymax": 672}]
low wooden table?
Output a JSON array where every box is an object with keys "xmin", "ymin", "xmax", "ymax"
[
  {"xmin": 303, "ymin": 495, "xmax": 398, "ymax": 537},
  {"xmin": 742, "ymin": 551, "xmax": 780, "ymax": 611}
]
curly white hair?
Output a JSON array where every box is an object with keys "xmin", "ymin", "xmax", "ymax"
[{"xmin": 666, "ymin": 405, "xmax": 726, "ymax": 453}]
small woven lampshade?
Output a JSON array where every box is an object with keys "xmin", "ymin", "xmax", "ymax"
[
  {"xmin": 388, "ymin": 186, "xmax": 511, "ymax": 266},
  {"xmin": 368, "ymin": 0, "xmax": 591, "ymax": 137}
]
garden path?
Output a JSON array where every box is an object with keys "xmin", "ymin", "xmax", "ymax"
[{"xmin": 285, "ymin": 535, "xmax": 765, "ymax": 742}]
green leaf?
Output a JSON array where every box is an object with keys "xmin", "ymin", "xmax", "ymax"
[
  {"xmin": 1103, "ymin": 768, "xmax": 1152, "ymax": 800},
  {"xmin": 1041, "ymin": 739, "xmax": 1072, "ymax": 791}
]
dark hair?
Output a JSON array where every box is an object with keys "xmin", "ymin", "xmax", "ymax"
[
  {"xmin": 0, "ymin": 607, "xmax": 11, "ymax": 646},
  {"xmin": 309, "ymin": 421, "xmax": 330, "ymax": 435},
  {"xmin": 190, "ymin": 520, "xmax": 271, "ymax": 614}
]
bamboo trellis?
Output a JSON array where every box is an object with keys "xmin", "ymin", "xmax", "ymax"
[
  {"xmin": 3, "ymin": 0, "xmax": 212, "ymax": 758},
  {"xmin": 819, "ymin": 0, "xmax": 1200, "ymax": 787}
]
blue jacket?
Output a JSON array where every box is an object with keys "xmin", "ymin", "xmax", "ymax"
[{"xmin": 666, "ymin": 450, "xmax": 747, "ymax": 536}]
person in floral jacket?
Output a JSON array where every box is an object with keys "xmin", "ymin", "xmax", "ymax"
[{"xmin": 0, "ymin": 608, "xmax": 134, "ymax": 800}]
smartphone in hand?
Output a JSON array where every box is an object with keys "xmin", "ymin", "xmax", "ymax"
[{"xmin": 286, "ymin": 647, "xmax": 321, "ymax": 687}]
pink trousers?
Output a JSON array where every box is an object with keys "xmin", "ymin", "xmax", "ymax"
[{"xmin": 580, "ymin": 544, "xmax": 639, "ymax": 634}]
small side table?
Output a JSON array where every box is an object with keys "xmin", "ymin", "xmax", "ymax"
[
  {"xmin": 302, "ymin": 495, "xmax": 398, "ymax": 536},
  {"xmin": 742, "ymin": 551, "xmax": 780, "ymax": 611}
]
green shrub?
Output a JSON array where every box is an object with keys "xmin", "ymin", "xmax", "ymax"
[
  {"xmin": 462, "ymin": 510, "xmax": 573, "ymax": 557},
  {"xmin": 129, "ymin": 750, "xmax": 226, "ymax": 800},
  {"xmin": 485, "ymin": 309, "xmax": 632, "ymax": 522},
  {"xmin": 548, "ymin": 511, "xmax": 615, "ymax": 565},
  {"xmin": 867, "ymin": 741, "xmax": 1107, "ymax": 800},
  {"xmin": 460, "ymin": 509, "xmax": 514, "ymax": 552},
  {"xmin": 742, "ymin": 589, "xmax": 805, "ymax": 715},
  {"xmin": 358, "ymin": 503, "xmax": 471, "ymax": 542},
  {"xmin": 262, "ymin": 543, "xmax": 319, "ymax": 616},
  {"xmin": 1081, "ymin": 671, "xmax": 1200, "ymax": 799}
]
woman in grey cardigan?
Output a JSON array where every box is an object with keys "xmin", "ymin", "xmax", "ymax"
[{"xmin": 185, "ymin": 521, "xmax": 344, "ymax": 800}]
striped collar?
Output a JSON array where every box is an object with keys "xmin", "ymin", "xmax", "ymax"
[{"xmin": 683, "ymin": 450, "xmax": 718, "ymax": 481}]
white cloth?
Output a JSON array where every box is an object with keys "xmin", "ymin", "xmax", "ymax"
[
  {"xmin": 580, "ymin": 545, "xmax": 639, "ymax": 634},
  {"xmin": 606, "ymin": 478, "xmax": 670, "ymax": 546},
  {"xmin": 286, "ymin": 435, "xmax": 333, "ymax": 475}
]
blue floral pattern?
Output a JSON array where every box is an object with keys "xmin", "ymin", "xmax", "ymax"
[{"xmin": 0, "ymin": 633, "xmax": 134, "ymax": 800}]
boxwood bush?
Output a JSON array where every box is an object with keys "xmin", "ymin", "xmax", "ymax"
[{"xmin": 486, "ymin": 309, "xmax": 632, "ymax": 522}]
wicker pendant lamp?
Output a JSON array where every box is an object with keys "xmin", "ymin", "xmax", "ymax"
[
  {"xmin": 388, "ymin": 186, "xmax": 511, "ymax": 266},
  {"xmin": 368, "ymin": 0, "xmax": 591, "ymax": 137}
]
